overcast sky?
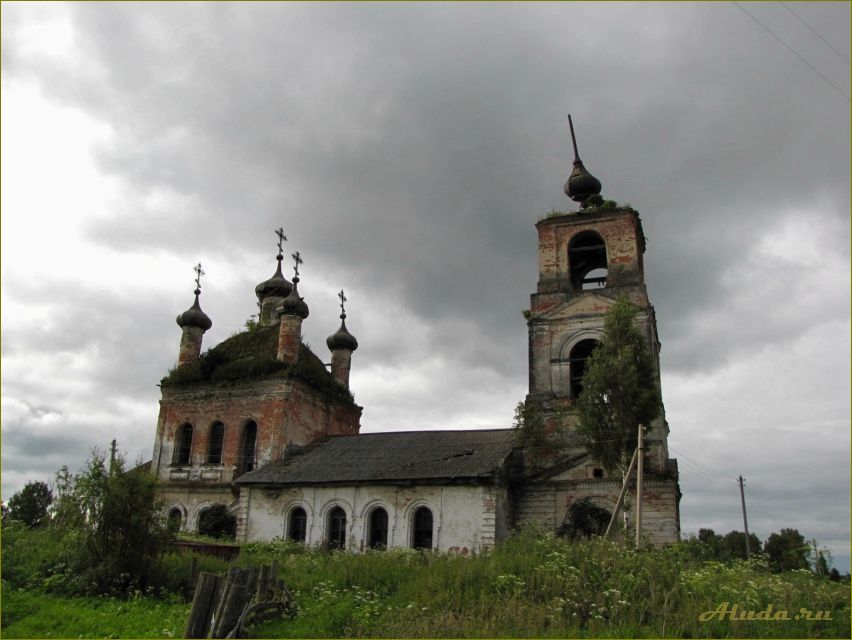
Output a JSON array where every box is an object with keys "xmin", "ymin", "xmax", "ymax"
[{"xmin": 2, "ymin": 2, "xmax": 849, "ymax": 569}]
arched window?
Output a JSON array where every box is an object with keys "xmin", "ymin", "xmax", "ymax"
[
  {"xmin": 368, "ymin": 507, "xmax": 388, "ymax": 550},
  {"xmin": 288, "ymin": 507, "xmax": 307, "ymax": 543},
  {"xmin": 327, "ymin": 506, "xmax": 347, "ymax": 550},
  {"xmin": 197, "ymin": 504, "xmax": 236, "ymax": 539},
  {"xmin": 412, "ymin": 506, "xmax": 433, "ymax": 550},
  {"xmin": 173, "ymin": 423, "xmax": 193, "ymax": 465},
  {"xmin": 207, "ymin": 422, "xmax": 224, "ymax": 464},
  {"xmin": 568, "ymin": 231, "xmax": 608, "ymax": 291},
  {"xmin": 167, "ymin": 507, "xmax": 182, "ymax": 532},
  {"xmin": 236, "ymin": 421, "xmax": 257, "ymax": 476},
  {"xmin": 569, "ymin": 339, "xmax": 599, "ymax": 399}
]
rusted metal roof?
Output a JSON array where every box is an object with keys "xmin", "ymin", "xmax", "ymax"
[{"xmin": 236, "ymin": 429, "xmax": 516, "ymax": 486}]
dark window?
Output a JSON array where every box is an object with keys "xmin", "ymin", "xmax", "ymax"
[
  {"xmin": 173, "ymin": 423, "xmax": 193, "ymax": 465},
  {"xmin": 592, "ymin": 468, "xmax": 604, "ymax": 479},
  {"xmin": 412, "ymin": 507, "xmax": 433, "ymax": 550},
  {"xmin": 167, "ymin": 508, "xmax": 182, "ymax": 532},
  {"xmin": 568, "ymin": 231, "xmax": 608, "ymax": 291},
  {"xmin": 569, "ymin": 339, "xmax": 599, "ymax": 399},
  {"xmin": 197, "ymin": 504, "xmax": 236, "ymax": 539},
  {"xmin": 207, "ymin": 422, "xmax": 224, "ymax": 464},
  {"xmin": 289, "ymin": 507, "xmax": 307, "ymax": 543},
  {"xmin": 328, "ymin": 507, "xmax": 347, "ymax": 550},
  {"xmin": 236, "ymin": 421, "xmax": 257, "ymax": 476},
  {"xmin": 368, "ymin": 508, "xmax": 388, "ymax": 550}
]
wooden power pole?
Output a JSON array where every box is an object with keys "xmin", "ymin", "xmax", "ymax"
[
  {"xmin": 635, "ymin": 423, "xmax": 644, "ymax": 547},
  {"xmin": 738, "ymin": 475, "xmax": 751, "ymax": 559}
]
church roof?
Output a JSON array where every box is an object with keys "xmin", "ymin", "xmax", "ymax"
[
  {"xmin": 236, "ymin": 428, "xmax": 516, "ymax": 486},
  {"xmin": 160, "ymin": 324, "xmax": 354, "ymax": 405}
]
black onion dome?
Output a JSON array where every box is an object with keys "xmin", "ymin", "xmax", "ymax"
[
  {"xmin": 280, "ymin": 277, "xmax": 309, "ymax": 319},
  {"xmin": 564, "ymin": 159, "xmax": 602, "ymax": 204},
  {"xmin": 326, "ymin": 315, "xmax": 358, "ymax": 352},
  {"xmin": 176, "ymin": 292, "xmax": 212, "ymax": 331},
  {"xmin": 255, "ymin": 257, "xmax": 293, "ymax": 301}
]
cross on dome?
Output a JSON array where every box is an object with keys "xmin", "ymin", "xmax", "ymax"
[
  {"xmin": 275, "ymin": 227, "xmax": 287, "ymax": 256},
  {"xmin": 193, "ymin": 263, "xmax": 205, "ymax": 294}
]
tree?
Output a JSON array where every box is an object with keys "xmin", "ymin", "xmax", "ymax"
[
  {"xmin": 575, "ymin": 297, "xmax": 661, "ymax": 473},
  {"xmin": 764, "ymin": 528, "xmax": 810, "ymax": 573},
  {"xmin": 722, "ymin": 530, "xmax": 762, "ymax": 560},
  {"xmin": 5, "ymin": 481, "xmax": 52, "ymax": 527},
  {"xmin": 52, "ymin": 449, "xmax": 172, "ymax": 594},
  {"xmin": 197, "ymin": 504, "xmax": 237, "ymax": 539},
  {"xmin": 512, "ymin": 399, "xmax": 546, "ymax": 447}
]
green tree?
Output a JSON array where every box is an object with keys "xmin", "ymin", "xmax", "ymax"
[
  {"xmin": 575, "ymin": 297, "xmax": 661, "ymax": 473},
  {"xmin": 723, "ymin": 530, "xmax": 763, "ymax": 560},
  {"xmin": 5, "ymin": 481, "xmax": 52, "ymax": 527},
  {"xmin": 52, "ymin": 449, "xmax": 172, "ymax": 594},
  {"xmin": 764, "ymin": 528, "xmax": 810, "ymax": 573},
  {"xmin": 512, "ymin": 399, "xmax": 546, "ymax": 447}
]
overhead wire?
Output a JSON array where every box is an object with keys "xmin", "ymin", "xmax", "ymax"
[
  {"xmin": 668, "ymin": 445, "xmax": 738, "ymax": 486},
  {"xmin": 780, "ymin": 2, "xmax": 850, "ymax": 66},
  {"xmin": 732, "ymin": 1, "xmax": 850, "ymax": 102}
]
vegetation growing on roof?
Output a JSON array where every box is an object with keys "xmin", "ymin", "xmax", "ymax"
[{"xmin": 160, "ymin": 325, "xmax": 354, "ymax": 404}]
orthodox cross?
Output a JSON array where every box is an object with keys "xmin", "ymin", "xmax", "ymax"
[
  {"xmin": 275, "ymin": 227, "xmax": 287, "ymax": 255},
  {"xmin": 292, "ymin": 251, "xmax": 303, "ymax": 278},
  {"xmin": 193, "ymin": 262, "xmax": 205, "ymax": 293},
  {"xmin": 338, "ymin": 289, "xmax": 347, "ymax": 315}
]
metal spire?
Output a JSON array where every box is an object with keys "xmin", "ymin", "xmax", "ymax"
[{"xmin": 291, "ymin": 251, "xmax": 303, "ymax": 279}]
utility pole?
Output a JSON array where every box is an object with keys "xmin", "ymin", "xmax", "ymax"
[
  {"xmin": 738, "ymin": 475, "xmax": 750, "ymax": 559},
  {"xmin": 603, "ymin": 448, "xmax": 638, "ymax": 539},
  {"xmin": 635, "ymin": 423, "xmax": 644, "ymax": 547},
  {"xmin": 110, "ymin": 439, "xmax": 117, "ymax": 476},
  {"xmin": 812, "ymin": 539, "xmax": 823, "ymax": 576}
]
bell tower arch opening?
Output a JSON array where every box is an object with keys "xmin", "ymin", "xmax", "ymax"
[
  {"xmin": 568, "ymin": 339, "xmax": 599, "ymax": 399},
  {"xmin": 568, "ymin": 231, "xmax": 608, "ymax": 291}
]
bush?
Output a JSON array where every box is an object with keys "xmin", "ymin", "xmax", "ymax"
[{"xmin": 50, "ymin": 449, "xmax": 173, "ymax": 595}]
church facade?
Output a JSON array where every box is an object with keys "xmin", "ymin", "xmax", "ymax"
[{"xmin": 150, "ymin": 127, "xmax": 680, "ymax": 550}]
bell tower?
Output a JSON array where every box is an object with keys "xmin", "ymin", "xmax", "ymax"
[{"xmin": 526, "ymin": 116, "xmax": 671, "ymax": 475}]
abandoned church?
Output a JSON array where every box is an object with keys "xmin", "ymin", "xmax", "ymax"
[{"xmin": 150, "ymin": 124, "xmax": 681, "ymax": 550}]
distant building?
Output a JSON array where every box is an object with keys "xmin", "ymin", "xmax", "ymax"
[{"xmin": 150, "ymin": 127, "xmax": 680, "ymax": 549}]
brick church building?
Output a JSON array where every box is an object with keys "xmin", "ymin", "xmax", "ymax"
[{"xmin": 149, "ymin": 125, "xmax": 681, "ymax": 550}]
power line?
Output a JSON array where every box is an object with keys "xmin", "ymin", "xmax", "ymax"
[
  {"xmin": 733, "ymin": 1, "xmax": 850, "ymax": 102},
  {"xmin": 668, "ymin": 445, "xmax": 738, "ymax": 486},
  {"xmin": 781, "ymin": 2, "xmax": 850, "ymax": 66}
]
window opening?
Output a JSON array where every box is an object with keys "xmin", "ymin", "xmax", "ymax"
[
  {"xmin": 167, "ymin": 508, "xmax": 182, "ymax": 532},
  {"xmin": 412, "ymin": 506, "xmax": 433, "ymax": 550},
  {"xmin": 236, "ymin": 421, "xmax": 257, "ymax": 476},
  {"xmin": 569, "ymin": 339, "xmax": 599, "ymax": 399},
  {"xmin": 207, "ymin": 422, "xmax": 224, "ymax": 464},
  {"xmin": 173, "ymin": 423, "xmax": 193, "ymax": 465},
  {"xmin": 368, "ymin": 508, "xmax": 389, "ymax": 549},
  {"xmin": 328, "ymin": 506, "xmax": 347, "ymax": 550},
  {"xmin": 289, "ymin": 507, "xmax": 307, "ymax": 543},
  {"xmin": 568, "ymin": 232, "xmax": 608, "ymax": 291},
  {"xmin": 197, "ymin": 504, "xmax": 236, "ymax": 539}
]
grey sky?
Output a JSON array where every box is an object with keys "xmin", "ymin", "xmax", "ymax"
[{"xmin": 2, "ymin": 2, "xmax": 849, "ymax": 569}]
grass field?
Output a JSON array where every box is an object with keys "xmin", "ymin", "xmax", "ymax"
[{"xmin": 2, "ymin": 532, "xmax": 849, "ymax": 638}]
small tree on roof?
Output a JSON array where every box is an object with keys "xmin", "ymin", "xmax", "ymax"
[{"xmin": 575, "ymin": 296, "xmax": 661, "ymax": 474}]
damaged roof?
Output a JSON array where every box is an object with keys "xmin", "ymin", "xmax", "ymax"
[{"xmin": 236, "ymin": 428, "xmax": 516, "ymax": 486}]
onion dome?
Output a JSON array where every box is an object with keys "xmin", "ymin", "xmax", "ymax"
[
  {"xmin": 255, "ymin": 255, "xmax": 293, "ymax": 301},
  {"xmin": 326, "ymin": 314, "xmax": 358, "ymax": 351},
  {"xmin": 563, "ymin": 115, "xmax": 602, "ymax": 207},
  {"xmin": 176, "ymin": 289, "xmax": 212, "ymax": 331},
  {"xmin": 280, "ymin": 276, "xmax": 309, "ymax": 319}
]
